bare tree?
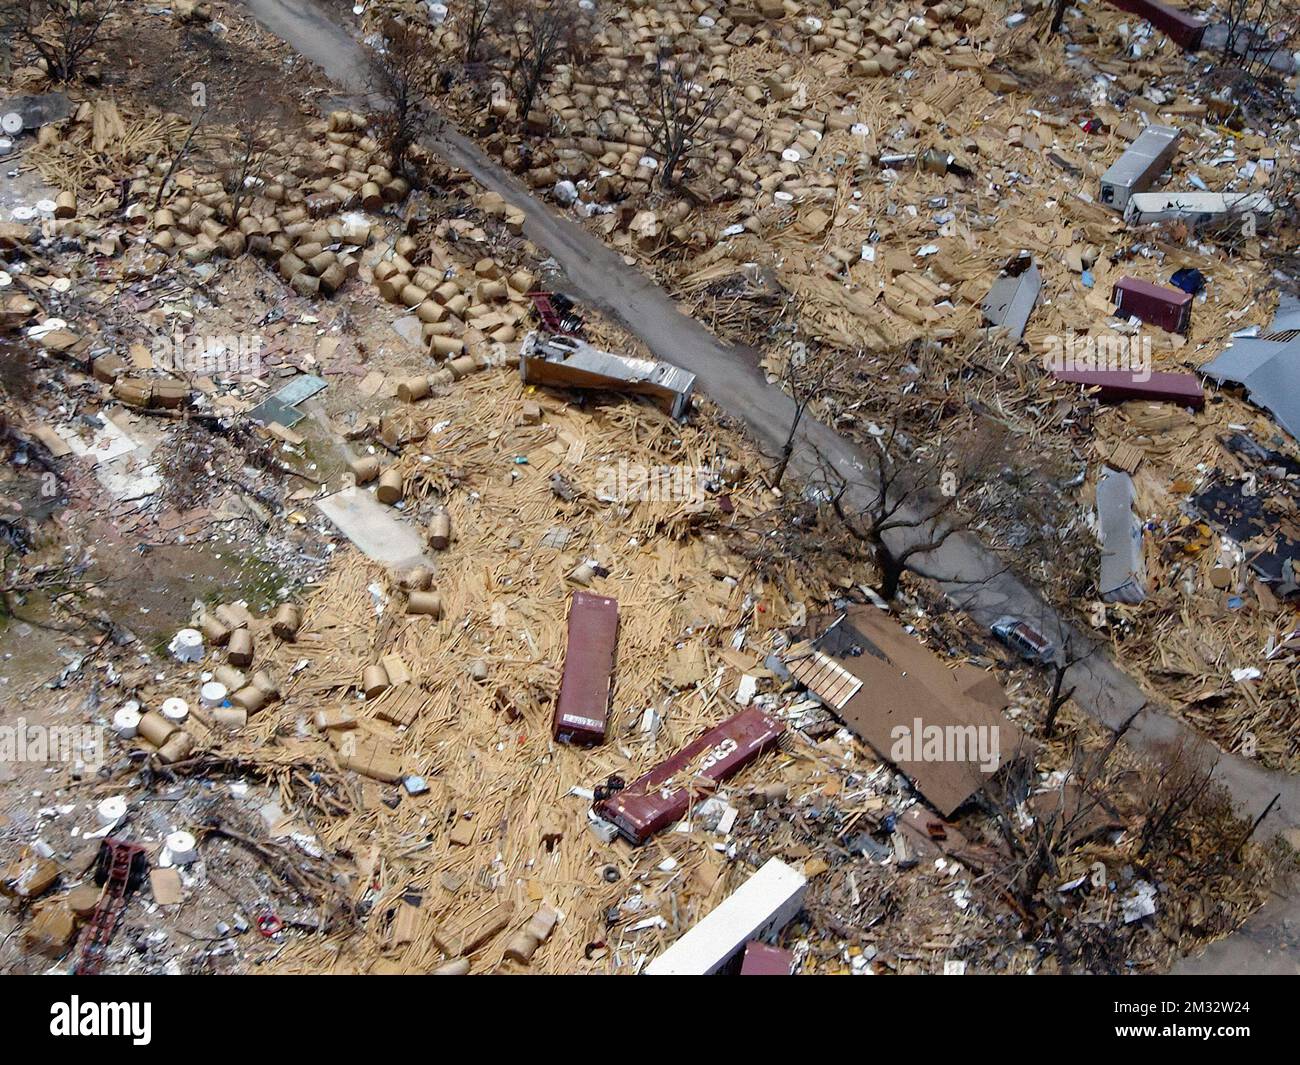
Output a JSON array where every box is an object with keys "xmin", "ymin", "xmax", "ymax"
[
  {"xmin": 219, "ymin": 107, "xmax": 273, "ymax": 227},
  {"xmin": 821, "ymin": 417, "xmax": 1007, "ymax": 600},
  {"xmin": 1220, "ymin": 0, "xmax": 1298, "ymax": 76},
  {"xmin": 155, "ymin": 106, "xmax": 208, "ymax": 211},
  {"xmin": 634, "ymin": 50, "xmax": 725, "ymax": 188},
  {"xmin": 1136, "ymin": 739, "xmax": 1218, "ymax": 857},
  {"xmin": 771, "ymin": 343, "xmax": 834, "ymax": 490},
  {"xmin": 461, "ymin": 0, "xmax": 494, "ymax": 65},
  {"xmin": 0, "ymin": 0, "xmax": 116, "ymax": 83},
  {"xmin": 494, "ymin": 0, "xmax": 589, "ymax": 129},
  {"xmin": 1048, "ymin": 0, "xmax": 1067, "ymax": 35},
  {"xmin": 368, "ymin": 16, "xmax": 432, "ymax": 178},
  {"xmin": 979, "ymin": 712, "xmax": 1134, "ymax": 916}
]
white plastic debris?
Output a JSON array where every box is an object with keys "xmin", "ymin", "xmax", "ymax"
[
  {"xmin": 169, "ymin": 628, "xmax": 204, "ymax": 663},
  {"xmin": 1122, "ymin": 880, "xmax": 1158, "ymax": 923},
  {"xmin": 199, "ymin": 682, "xmax": 228, "ymax": 709},
  {"xmin": 112, "ymin": 704, "xmax": 141, "ymax": 738},
  {"xmin": 163, "ymin": 831, "xmax": 198, "ymax": 865},
  {"xmin": 96, "ymin": 796, "xmax": 128, "ymax": 827},
  {"xmin": 161, "ymin": 697, "xmax": 190, "ymax": 723}
]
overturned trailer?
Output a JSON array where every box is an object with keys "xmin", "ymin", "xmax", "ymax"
[
  {"xmin": 519, "ymin": 332, "xmax": 696, "ymax": 420},
  {"xmin": 1098, "ymin": 124, "xmax": 1181, "ymax": 212},
  {"xmin": 1125, "ymin": 190, "xmax": 1274, "ymax": 228},
  {"xmin": 594, "ymin": 706, "xmax": 784, "ymax": 844}
]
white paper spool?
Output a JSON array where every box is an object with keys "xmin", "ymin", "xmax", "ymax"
[
  {"xmin": 851, "ymin": 123, "xmax": 870, "ymax": 137},
  {"xmin": 199, "ymin": 681, "xmax": 228, "ymax": 709},
  {"xmin": 97, "ymin": 796, "xmax": 128, "ymax": 826},
  {"xmin": 113, "ymin": 705, "xmax": 142, "ymax": 738},
  {"xmin": 162, "ymin": 697, "xmax": 190, "ymax": 723},
  {"xmin": 165, "ymin": 831, "xmax": 198, "ymax": 865},
  {"xmin": 804, "ymin": 16, "xmax": 823, "ymax": 31},
  {"xmin": 781, "ymin": 148, "xmax": 802, "ymax": 163},
  {"xmin": 698, "ymin": 14, "xmax": 715, "ymax": 26},
  {"xmin": 773, "ymin": 190, "xmax": 795, "ymax": 202},
  {"xmin": 638, "ymin": 156, "xmax": 658, "ymax": 170},
  {"xmin": 35, "ymin": 198, "xmax": 57, "ymax": 215},
  {"xmin": 11, "ymin": 205, "xmax": 36, "ymax": 222},
  {"xmin": 0, "ymin": 112, "xmax": 21, "ymax": 135},
  {"xmin": 169, "ymin": 628, "xmax": 204, "ymax": 663}
]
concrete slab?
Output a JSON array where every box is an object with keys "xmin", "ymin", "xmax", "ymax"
[{"xmin": 316, "ymin": 486, "xmax": 431, "ymax": 569}]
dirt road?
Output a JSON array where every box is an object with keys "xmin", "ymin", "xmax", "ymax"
[{"xmin": 239, "ymin": 0, "xmax": 1298, "ymax": 971}]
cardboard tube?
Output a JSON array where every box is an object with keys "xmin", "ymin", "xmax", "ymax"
[
  {"xmin": 157, "ymin": 731, "xmax": 194, "ymax": 764},
  {"xmin": 138, "ymin": 710, "xmax": 178, "ymax": 746},
  {"xmin": 430, "ymin": 335, "xmax": 464, "ymax": 360},
  {"xmin": 407, "ymin": 591, "xmax": 442, "ymax": 617},
  {"xmin": 349, "ymin": 456, "xmax": 380, "ymax": 484},
  {"xmin": 290, "ymin": 272, "xmax": 321, "ymax": 298},
  {"xmin": 199, "ymin": 614, "xmax": 231, "ymax": 646},
  {"xmin": 397, "ymin": 375, "xmax": 431, "ymax": 402},
  {"xmin": 227, "ymin": 628, "xmax": 253, "ymax": 667},
  {"xmin": 376, "ymin": 469, "xmax": 404, "ymax": 504},
  {"xmin": 214, "ymin": 665, "xmax": 247, "ymax": 691},
  {"xmin": 363, "ymin": 663, "xmax": 391, "ymax": 699},
  {"xmin": 250, "ymin": 670, "xmax": 280, "ymax": 698},
  {"xmin": 429, "ymin": 511, "xmax": 451, "ymax": 550},
  {"xmin": 396, "ymin": 566, "xmax": 433, "ymax": 591},
  {"xmin": 231, "ymin": 684, "xmax": 269, "ymax": 713},
  {"xmin": 271, "ymin": 604, "xmax": 300, "ymax": 640}
]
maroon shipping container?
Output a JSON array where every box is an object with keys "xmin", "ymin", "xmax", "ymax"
[
  {"xmin": 1051, "ymin": 369, "xmax": 1204, "ymax": 408},
  {"xmin": 740, "ymin": 941, "xmax": 795, "ymax": 975},
  {"xmin": 552, "ymin": 592, "xmax": 619, "ymax": 745},
  {"xmin": 1104, "ymin": 0, "xmax": 1205, "ymax": 50},
  {"xmin": 1113, "ymin": 277, "xmax": 1193, "ymax": 334},
  {"xmin": 594, "ymin": 706, "xmax": 784, "ymax": 844}
]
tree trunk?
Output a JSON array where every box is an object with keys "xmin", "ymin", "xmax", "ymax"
[
  {"xmin": 877, "ymin": 547, "xmax": 904, "ymax": 600},
  {"xmin": 1049, "ymin": 0, "xmax": 1067, "ymax": 34}
]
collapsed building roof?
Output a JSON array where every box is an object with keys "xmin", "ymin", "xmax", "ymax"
[
  {"xmin": 1202, "ymin": 296, "xmax": 1300, "ymax": 442},
  {"xmin": 785, "ymin": 606, "xmax": 1018, "ymax": 817}
]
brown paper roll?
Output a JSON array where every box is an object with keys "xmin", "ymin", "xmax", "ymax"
[
  {"xmin": 407, "ymin": 591, "xmax": 442, "ymax": 617},
  {"xmin": 271, "ymin": 604, "xmax": 300, "ymax": 640},
  {"xmin": 227, "ymin": 628, "xmax": 254, "ymax": 667},
  {"xmin": 429, "ymin": 511, "xmax": 451, "ymax": 550},
  {"xmin": 138, "ymin": 710, "xmax": 178, "ymax": 747},
  {"xmin": 363, "ymin": 664, "xmax": 391, "ymax": 699},
  {"xmin": 376, "ymin": 469, "xmax": 404, "ymax": 504},
  {"xmin": 349, "ymin": 455, "xmax": 380, "ymax": 484}
]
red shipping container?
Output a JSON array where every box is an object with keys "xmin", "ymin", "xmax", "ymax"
[
  {"xmin": 552, "ymin": 592, "xmax": 619, "ymax": 745},
  {"xmin": 1051, "ymin": 368, "xmax": 1204, "ymax": 408},
  {"xmin": 740, "ymin": 940, "xmax": 795, "ymax": 975},
  {"xmin": 1104, "ymin": 0, "xmax": 1205, "ymax": 50},
  {"xmin": 594, "ymin": 706, "xmax": 784, "ymax": 844},
  {"xmin": 1113, "ymin": 276, "xmax": 1193, "ymax": 334}
]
